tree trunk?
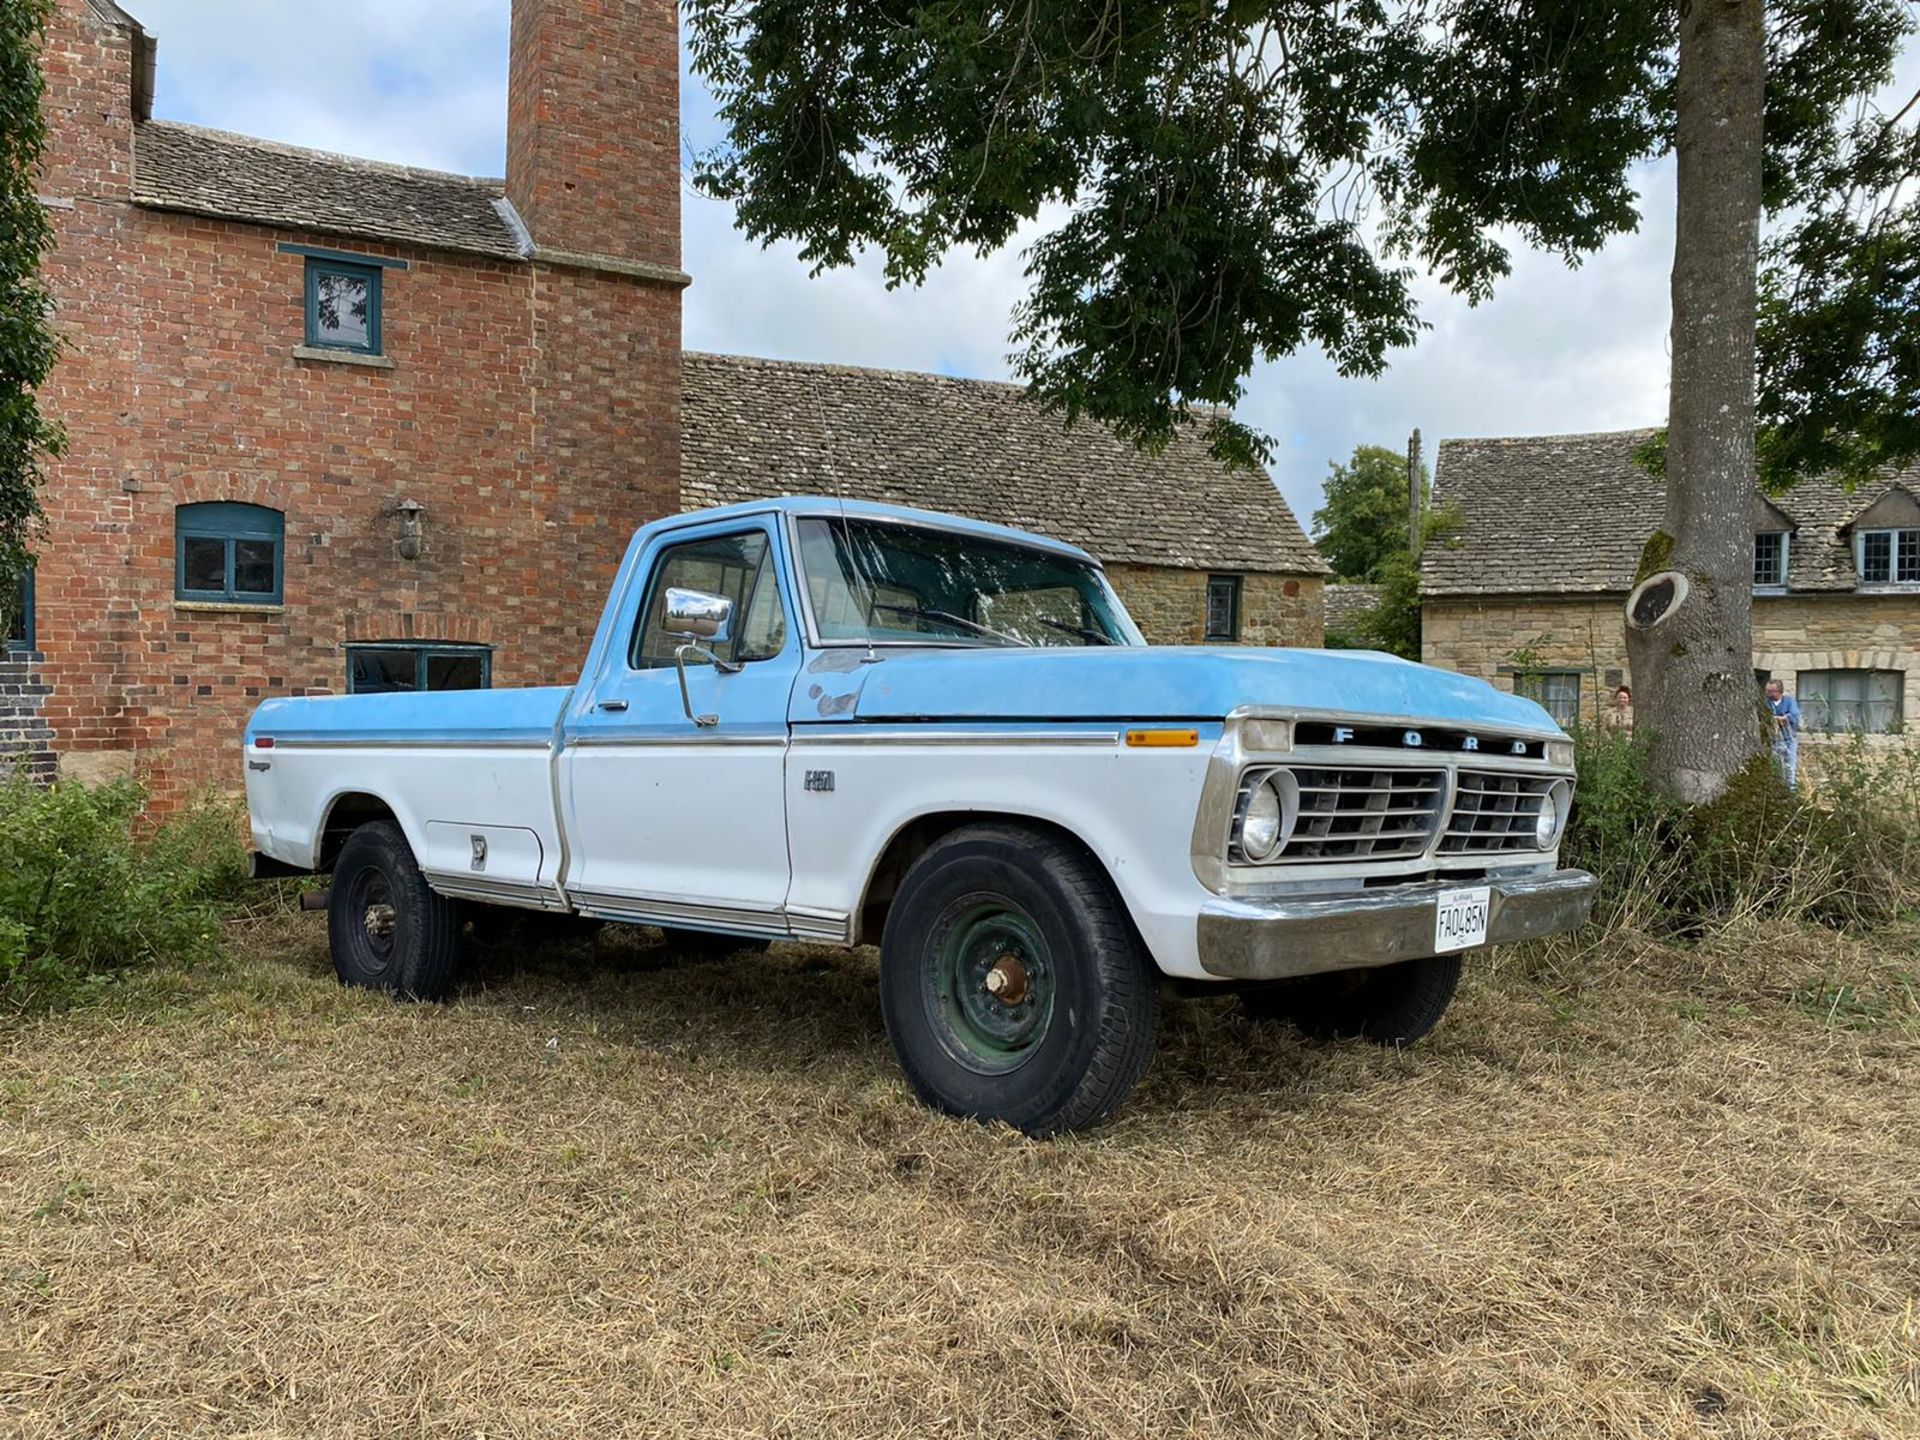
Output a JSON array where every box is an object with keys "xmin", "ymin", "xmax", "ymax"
[{"xmin": 1625, "ymin": 0, "xmax": 1767, "ymax": 805}]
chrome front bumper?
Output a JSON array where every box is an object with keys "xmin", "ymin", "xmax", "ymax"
[{"xmin": 1195, "ymin": 869, "xmax": 1600, "ymax": 981}]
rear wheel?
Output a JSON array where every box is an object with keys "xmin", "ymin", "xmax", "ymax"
[
  {"xmin": 328, "ymin": 821, "xmax": 462, "ymax": 1000},
  {"xmin": 1241, "ymin": 953, "xmax": 1462, "ymax": 1044},
  {"xmin": 879, "ymin": 824, "xmax": 1157, "ymax": 1137}
]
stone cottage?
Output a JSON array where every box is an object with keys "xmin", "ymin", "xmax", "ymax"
[{"xmin": 1421, "ymin": 428, "xmax": 1920, "ymax": 741}]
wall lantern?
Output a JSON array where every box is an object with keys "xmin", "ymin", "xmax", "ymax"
[{"xmin": 395, "ymin": 499, "xmax": 426, "ymax": 561}]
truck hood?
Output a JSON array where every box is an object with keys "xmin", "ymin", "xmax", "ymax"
[{"xmin": 800, "ymin": 646, "xmax": 1562, "ymax": 735}]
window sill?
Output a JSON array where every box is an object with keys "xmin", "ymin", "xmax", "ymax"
[
  {"xmin": 293, "ymin": 345, "xmax": 394, "ymax": 370},
  {"xmin": 175, "ymin": 601, "xmax": 287, "ymax": 616}
]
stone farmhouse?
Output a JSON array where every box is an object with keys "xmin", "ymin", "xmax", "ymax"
[
  {"xmin": 7, "ymin": 0, "xmax": 1324, "ymax": 804},
  {"xmin": 1421, "ymin": 429, "xmax": 1920, "ymax": 742}
]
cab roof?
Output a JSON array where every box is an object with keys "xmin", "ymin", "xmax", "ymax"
[{"xmin": 647, "ymin": 496, "xmax": 1102, "ymax": 566}]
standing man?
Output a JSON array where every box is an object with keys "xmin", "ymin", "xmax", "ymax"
[{"xmin": 1765, "ymin": 679, "xmax": 1801, "ymax": 789}]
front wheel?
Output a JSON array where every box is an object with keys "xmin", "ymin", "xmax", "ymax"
[
  {"xmin": 328, "ymin": 821, "xmax": 463, "ymax": 1000},
  {"xmin": 879, "ymin": 824, "xmax": 1157, "ymax": 1137},
  {"xmin": 1241, "ymin": 953, "xmax": 1462, "ymax": 1044}
]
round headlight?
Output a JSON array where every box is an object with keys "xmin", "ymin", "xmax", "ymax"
[
  {"xmin": 1536, "ymin": 779, "xmax": 1574, "ymax": 849},
  {"xmin": 1237, "ymin": 772, "xmax": 1296, "ymax": 862}
]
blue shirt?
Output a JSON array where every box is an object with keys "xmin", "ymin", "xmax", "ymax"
[{"xmin": 1770, "ymin": 694, "xmax": 1800, "ymax": 746}]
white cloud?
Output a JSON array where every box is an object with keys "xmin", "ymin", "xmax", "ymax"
[{"xmin": 117, "ymin": 1, "xmax": 1915, "ymax": 529}]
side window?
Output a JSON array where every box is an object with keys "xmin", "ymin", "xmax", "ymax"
[
  {"xmin": 177, "ymin": 503, "xmax": 284, "ymax": 605},
  {"xmin": 1205, "ymin": 574, "xmax": 1242, "ymax": 642},
  {"xmin": 629, "ymin": 530, "xmax": 787, "ymax": 669},
  {"xmin": 347, "ymin": 643, "xmax": 491, "ymax": 694},
  {"xmin": 5, "ymin": 567, "xmax": 31, "ymax": 652},
  {"xmin": 306, "ymin": 258, "xmax": 382, "ymax": 354},
  {"xmin": 1514, "ymin": 670, "xmax": 1582, "ymax": 728}
]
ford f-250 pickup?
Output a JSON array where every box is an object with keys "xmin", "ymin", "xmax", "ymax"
[{"xmin": 245, "ymin": 497, "xmax": 1598, "ymax": 1134}]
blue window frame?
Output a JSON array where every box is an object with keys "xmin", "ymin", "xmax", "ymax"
[
  {"xmin": 304, "ymin": 257, "xmax": 382, "ymax": 354},
  {"xmin": 176, "ymin": 503, "xmax": 285, "ymax": 605},
  {"xmin": 347, "ymin": 643, "xmax": 492, "ymax": 694},
  {"xmin": 5, "ymin": 567, "xmax": 32, "ymax": 652}
]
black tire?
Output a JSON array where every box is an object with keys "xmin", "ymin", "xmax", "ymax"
[
  {"xmin": 657, "ymin": 927, "xmax": 773, "ymax": 959},
  {"xmin": 879, "ymin": 823, "xmax": 1157, "ymax": 1137},
  {"xmin": 328, "ymin": 821, "xmax": 462, "ymax": 1000},
  {"xmin": 1241, "ymin": 953, "xmax": 1462, "ymax": 1044}
]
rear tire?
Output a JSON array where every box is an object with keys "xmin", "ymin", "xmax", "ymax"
[
  {"xmin": 879, "ymin": 824, "xmax": 1157, "ymax": 1137},
  {"xmin": 1241, "ymin": 954, "xmax": 1462, "ymax": 1044},
  {"xmin": 328, "ymin": 821, "xmax": 462, "ymax": 1001}
]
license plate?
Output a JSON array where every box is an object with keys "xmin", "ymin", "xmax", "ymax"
[{"xmin": 1434, "ymin": 886, "xmax": 1492, "ymax": 953}]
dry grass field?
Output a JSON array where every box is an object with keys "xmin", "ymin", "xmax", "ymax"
[{"xmin": 2, "ymin": 908, "xmax": 1917, "ymax": 1438}]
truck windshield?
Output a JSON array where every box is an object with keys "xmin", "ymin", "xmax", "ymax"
[{"xmin": 795, "ymin": 517, "xmax": 1144, "ymax": 648}]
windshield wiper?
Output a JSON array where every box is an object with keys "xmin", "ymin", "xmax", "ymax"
[
  {"xmin": 1037, "ymin": 617, "xmax": 1116, "ymax": 646},
  {"xmin": 870, "ymin": 604, "xmax": 1031, "ymax": 647}
]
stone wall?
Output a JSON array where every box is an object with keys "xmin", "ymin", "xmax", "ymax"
[
  {"xmin": 1423, "ymin": 591, "xmax": 1920, "ymax": 740},
  {"xmin": 1107, "ymin": 565, "xmax": 1324, "ymax": 647},
  {"xmin": 0, "ymin": 651, "xmax": 56, "ymax": 783}
]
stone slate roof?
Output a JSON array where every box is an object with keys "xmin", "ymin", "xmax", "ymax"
[
  {"xmin": 1423, "ymin": 428, "xmax": 1918, "ymax": 596},
  {"xmin": 681, "ymin": 353, "xmax": 1327, "ymax": 575},
  {"xmin": 132, "ymin": 120, "xmax": 525, "ymax": 261},
  {"xmin": 1323, "ymin": 583, "xmax": 1385, "ymax": 631}
]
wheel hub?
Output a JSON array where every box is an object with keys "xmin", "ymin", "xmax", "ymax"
[
  {"xmin": 983, "ymin": 953, "xmax": 1030, "ymax": 1006},
  {"xmin": 364, "ymin": 903, "xmax": 396, "ymax": 940},
  {"xmin": 929, "ymin": 900, "xmax": 1056, "ymax": 1075}
]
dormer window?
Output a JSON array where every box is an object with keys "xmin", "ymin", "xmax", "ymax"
[
  {"xmin": 1753, "ymin": 531, "xmax": 1788, "ymax": 589},
  {"xmin": 1858, "ymin": 528, "xmax": 1920, "ymax": 586}
]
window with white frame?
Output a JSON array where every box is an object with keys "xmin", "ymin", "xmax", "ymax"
[
  {"xmin": 1752, "ymin": 531, "xmax": 1788, "ymax": 588},
  {"xmin": 1857, "ymin": 528, "xmax": 1920, "ymax": 585},
  {"xmin": 1797, "ymin": 669, "xmax": 1904, "ymax": 735},
  {"xmin": 1514, "ymin": 670, "xmax": 1582, "ymax": 728}
]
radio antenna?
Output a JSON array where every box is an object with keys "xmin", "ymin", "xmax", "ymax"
[{"xmin": 805, "ymin": 372, "xmax": 880, "ymax": 664}]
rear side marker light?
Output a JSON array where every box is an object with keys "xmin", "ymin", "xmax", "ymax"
[
  {"xmin": 254, "ymin": 737, "xmax": 275, "ymax": 749},
  {"xmin": 1126, "ymin": 729, "xmax": 1199, "ymax": 749}
]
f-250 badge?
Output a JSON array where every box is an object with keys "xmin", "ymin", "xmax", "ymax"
[{"xmin": 804, "ymin": 769, "xmax": 835, "ymax": 793}]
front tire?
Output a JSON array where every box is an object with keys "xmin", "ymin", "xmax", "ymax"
[
  {"xmin": 1241, "ymin": 953, "xmax": 1462, "ymax": 1044},
  {"xmin": 328, "ymin": 821, "xmax": 462, "ymax": 1000},
  {"xmin": 879, "ymin": 824, "xmax": 1157, "ymax": 1137}
]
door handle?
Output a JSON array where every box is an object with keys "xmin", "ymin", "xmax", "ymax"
[{"xmin": 597, "ymin": 699, "xmax": 629, "ymax": 713}]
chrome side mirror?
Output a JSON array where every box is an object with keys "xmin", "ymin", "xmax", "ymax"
[
  {"xmin": 665, "ymin": 587, "xmax": 734, "ymax": 643},
  {"xmin": 662, "ymin": 587, "xmax": 740, "ymax": 726}
]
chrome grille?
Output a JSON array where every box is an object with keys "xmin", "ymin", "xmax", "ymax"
[
  {"xmin": 1273, "ymin": 766, "xmax": 1445, "ymax": 862},
  {"xmin": 1439, "ymin": 771, "xmax": 1556, "ymax": 855}
]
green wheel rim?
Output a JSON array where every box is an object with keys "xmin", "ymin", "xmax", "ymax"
[{"xmin": 926, "ymin": 896, "xmax": 1056, "ymax": 1075}]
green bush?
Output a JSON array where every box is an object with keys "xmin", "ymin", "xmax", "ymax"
[
  {"xmin": 1563, "ymin": 728, "xmax": 1920, "ymax": 936},
  {"xmin": 0, "ymin": 777, "xmax": 246, "ymax": 996}
]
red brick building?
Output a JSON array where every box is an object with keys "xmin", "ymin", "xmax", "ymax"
[
  {"xmin": 10, "ymin": 0, "xmax": 1327, "ymax": 802},
  {"xmin": 20, "ymin": 0, "xmax": 686, "ymax": 802}
]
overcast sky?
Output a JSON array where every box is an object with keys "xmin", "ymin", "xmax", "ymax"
[{"xmin": 121, "ymin": 1, "xmax": 1916, "ymax": 528}]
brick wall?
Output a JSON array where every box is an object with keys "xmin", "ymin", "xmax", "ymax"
[
  {"xmin": 28, "ymin": 0, "xmax": 683, "ymax": 804},
  {"xmin": 0, "ymin": 652, "xmax": 56, "ymax": 783},
  {"xmin": 1423, "ymin": 591, "xmax": 1920, "ymax": 741},
  {"xmin": 1107, "ymin": 564, "xmax": 1324, "ymax": 647}
]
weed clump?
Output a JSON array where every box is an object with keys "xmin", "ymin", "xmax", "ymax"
[
  {"xmin": 1563, "ymin": 729, "xmax": 1919, "ymax": 937},
  {"xmin": 0, "ymin": 776, "xmax": 247, "ymax": 1001}
]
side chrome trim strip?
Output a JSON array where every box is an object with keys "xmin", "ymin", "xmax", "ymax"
[
  {"xmin": 790, "ymin": 728, "xmax": 1120, "ymax": 748},
  {"xmin": 567, "ymin": 734, "xmax": 788, "ymax": 749},
  {"xmin": 424, "ymin": 873, "xmax": 569, "ymax": 911},
  {"xmin": 271, "ymin": 738, "xmax": 553, "ymax": 751},
  {"xmin": 566, "ymin": 889, "xmax": 854, "ymax": 943}
]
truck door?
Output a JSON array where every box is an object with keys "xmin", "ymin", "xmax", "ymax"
[{"xmin": 559, "ymin": 518, "xmax": 799, "ymax": 933}]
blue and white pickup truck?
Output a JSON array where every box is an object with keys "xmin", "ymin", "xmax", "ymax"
[{"xmin": 245, "ymin": 497, "xmax": 1597, "ymax": 1134}]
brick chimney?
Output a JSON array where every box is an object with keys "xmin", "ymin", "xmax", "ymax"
[
  {"xmin": 38, "ymin": 0, "xmax": 154, "ymax": 202},
  {"xmin": 506, "ymin": 0, "xmax": 681, "ymax": 271}
]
